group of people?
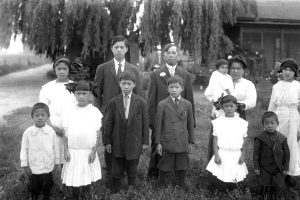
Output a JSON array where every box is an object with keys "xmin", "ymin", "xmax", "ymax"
[{"xmin": 19, "ymin": 34, "xmax": 300, "ymax": 200}]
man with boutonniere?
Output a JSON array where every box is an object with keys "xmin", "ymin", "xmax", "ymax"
[{"xmin": 147, "ymin": 43, "xmax": 195, "ymax": 179}]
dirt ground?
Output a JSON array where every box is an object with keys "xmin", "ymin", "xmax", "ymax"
[{"xmin": 0, "ymin": 64, "xmax": 51, "ymax": 123}]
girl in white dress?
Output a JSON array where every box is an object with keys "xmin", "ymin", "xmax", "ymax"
[
  {"xmin": 268, "ymin": 58, "xmax": 300, "ymax": 187},
  {"xmin": 206, "ymin": 95, "xmax": 248, "ymax": 186},
  {"xmin": 61, "ymin": 80, "xmax": 102, "ymax": 199},
  {"xmin": 39, "ymin": 56, "xmax": 76, "ymax": 164}
]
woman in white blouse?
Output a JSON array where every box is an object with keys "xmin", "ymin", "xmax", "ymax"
[
  {"xmin": 268, "ymin": 58, "xmax": 300, "ymax": 187},
  {"xmin": 228, "ymin": 55, "xmax": 257, "ymax": 120},
  {"xmin": 39, "ymin": 56, "xmax": 76, "ymax": 164},
  {"xmin": 207, "ymin": 55, "xmax": 257, "ymax": 160}
]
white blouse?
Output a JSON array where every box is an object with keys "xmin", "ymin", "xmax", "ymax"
[
  {"xmin": 231, "ymin": 78, "xmax": 257, "ymax": 110},
  {"xmin": 39, "ymin": 80, "xmax": 76, "ymax": 128},
  {"xmin": 212, "ymin": 116, "xmax": 248, "ymax": 150},
  {"xmin": 268, "ymin": 80, "xmax": 300, "ymax": 111},
  {"xmin": 62, "ymin": 104, "xmax": 102, "ymax": 149}
]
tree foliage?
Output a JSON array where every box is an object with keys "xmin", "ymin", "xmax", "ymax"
[
  {"xmin": 141, "ymin": 0, "xmax": 257, "ymax": 67},
  {"xmin": 0, "ymin": 0, "xmax": 142, "ymax": 76},
  {"xmin": 0, "ymin": 0, "xmax": 257, "ymax": 72}
]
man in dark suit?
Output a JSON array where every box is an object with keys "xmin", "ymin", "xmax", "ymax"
[
  {"xmin": 94, "ymin": 35, "xmax": 142, "ymax": 177},
  {"xmin": 104, "ymin": 71, "xmax": 149, "ymax": 193},
  {"xmin": 147, "ymin": 43, "xmax": 195, "ymax": 179}
]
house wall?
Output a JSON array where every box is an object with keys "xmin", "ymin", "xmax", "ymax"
[{"xmin": 240, "ymin": 26, "xmax": 300, "ymax": 75}]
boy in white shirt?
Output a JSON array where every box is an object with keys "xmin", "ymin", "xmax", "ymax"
[{"xmin": 20, "ymin": 103, "xmax": 59, "ymax": 200}]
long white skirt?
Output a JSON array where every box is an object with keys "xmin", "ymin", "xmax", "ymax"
[
  {"xmin": 276, "ymin": 107, "xmax": 300, "ymax": 176},
  {"xmin": 61, "ymin": 148, "xmax": 102, "ymax": 187},
  {"xmin": 206, "ymin": 149, "xmax": 248, "ymax": 183}
]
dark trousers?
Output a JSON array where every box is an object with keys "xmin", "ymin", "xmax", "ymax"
[
  {"xmin": 147, "ymin": 128, "xmax": 161, "ymax": 178},
  {"xmin": 111, "ymin": 157, "xmax": 139, "ymax": 193},
  {"xmin": 101, "ymin": 114, "xmax": 112, "ymax": 177},
  {"xmin": 28, "ymin": 172, "xmax": 53, "ymax": 200},
  {"xmin": 159, "ymin": 170, "xmax": 187, "ymax": 189},
  {"xmin": 63, "ymin": 185, "xmax": 91, "ymax": 200}
]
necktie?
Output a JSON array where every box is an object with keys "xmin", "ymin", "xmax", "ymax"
[
  {"xmin": 124, "ymin": 95, "xmax": 129, "ymax": 119},
  {"xmin": 117, "ymin": 63, "xmax": 122, "ymax": 76},
  {"xmin": 175, "ymin": 98, "xmax": 179, "ymax": 109}
]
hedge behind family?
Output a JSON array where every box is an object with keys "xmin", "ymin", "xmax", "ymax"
[{"xmin": 19, "ymin": 35, "xmax": 300, "ymax": 200}]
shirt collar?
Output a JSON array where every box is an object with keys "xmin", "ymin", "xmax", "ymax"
[
  {"xmin": 30, "ymin": 125, "xmax": 50, "ymax": 136},
  {"xmin": 114, "ymin": 58, "xmax": 125, "ymax": 67},
  {"xmin": 123, "ymin": 92, "xmax": 132, "ymax": 99},
  {"xmin": 171, "ymin": 95, "xmax": 181, "ymax": 102},
  {"xmin": 166, "ymin": 63, "xmax": 176, "ymax": 70}
]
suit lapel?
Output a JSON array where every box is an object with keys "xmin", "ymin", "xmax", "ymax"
[
  {"xmin": 166, "ymin": 96, "xmax": 183, "ymax": 119},
  {"xmin": 256, "ymin": 131, "xmax": 274, "ymax": 148},
  {"xmin": 116, "ymin": 95, "xmax": 126, "ymax": 122},
  {"xmin": 127, "ymin": 94, "xmax": 138, "ymax": 125},
  {"xmin": 109, "ymin": 60, "xmax": 119, "ymax": 82},
  {"xmin": 160, "ymin": 65, "xmax": 171, "ymax": 84}
]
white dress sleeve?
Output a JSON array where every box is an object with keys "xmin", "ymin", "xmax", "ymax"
[
  {"xmin": 268, "ymin": 84, "xmax": 277, "ymax": 112},
  {"xmin": 39, "ymin": 85, "xmax": 50, "ymax": 105},
  {"xmin": 239, "ymin": 80, "xmax": 257, "ymax": 110}
]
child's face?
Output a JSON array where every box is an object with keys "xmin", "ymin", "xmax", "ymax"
[
  {"xmin": 168, "ymin": 82, "xmax": 183, "ymax": 98},
  {"xmin": 75, "ymin": 90, "xmax": 91, "ymax": 107},
  {"xmin": 222, "ymin": 101, "xmax": 236, "ymax": 117},
  {"xmin": 263, "ymin": 117, "xmax": 278, "ymax": 132},
  {"xmin": 55, "ymin": 63, "xmax": 69, "ymax": 82},
  {"xmin": 218, "ymin": 64, "xmax": 228, "ymax": 75},
  {"xmin": 32, "ymin": 108, "xmax": 49, "ymax": 128},
  {"xmin": 119, "ymin": 79, "xmax": 135, "ymax": 95},
  {"xmin": 282, "ymin": 67, "xmax": 295, "ymax": 81}
]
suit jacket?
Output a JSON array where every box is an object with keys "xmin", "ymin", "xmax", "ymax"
[
  {"xmin": 104, "ymin": 93, "xmax": 149, "ymax": 160},
  {"xmin": 148, "ymin": 65, "xmax": 195, "ymax": 128},
  {"xmin": 94, "ymin": 59, "xmax": 142, "ymax": 114},
  {"xmin": 253, "ymin": 131, "xmax": 290, "ymax": 173},
  {"xmin": 155, "ymin": 96, "xmax": 194, "ymax": 153}
]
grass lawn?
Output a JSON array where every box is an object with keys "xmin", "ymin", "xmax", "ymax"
[{"xmin": 0, "ymin": 81, "xmax": 299, "ymax": 199}]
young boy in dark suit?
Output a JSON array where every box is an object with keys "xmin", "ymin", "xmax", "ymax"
[
  {"xmin": 253, "ymin": 111, "xmax": 290, "ymax": 199},
  {"xmin": 155, "ymin": 75, "xmax": 194, "ymax": 189},
  {"xmin": 104, "ymin": 71, "xmax": 149, "ymax": 193},
  {"xmin": 94, "ymin": 35, "xmax": 142, "ymax": 178},
  {"xmin": 147, "ymin": 43, "xmax": 195, "ymax": 179}
]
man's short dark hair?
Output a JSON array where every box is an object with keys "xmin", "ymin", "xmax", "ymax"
[
  {"xmin": 167, "ymin": 75, "xmax": 184, "ymax": 87},
  {"xmin": 262, "ymin": 111, "xmax": 279, "ymax": 124},
  {"xmin": 119, "ymin": 70, "xmax": 136, "ymax": 83},
  {"xmin": 111, "ymin": 35, "xmax": 129, "ymax": 48},
  {"xmin": 163, "ymin": 43, "xmax": 178, "ymax": 54},
  {"xmin": 31, "ymin": 102, "xmax": 50, "ymax": 118}
]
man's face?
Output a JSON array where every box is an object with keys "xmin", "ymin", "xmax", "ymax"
[
  {"xmin": 164, "ymin": 46, "xmax": 179, "ymax": 66},
  {"xmin": 111, "ymin": 41, "xmax": 128, "ymax": 62}
]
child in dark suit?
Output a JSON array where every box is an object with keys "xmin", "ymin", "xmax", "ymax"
[
  {"xmin": 104, "ymin": 71, "xmax": 149, "ymax": 193},
  {"xmin": 155, "ymin": 75, "xmax": 194, "ymax": 189},
  {"xmin": 253, "ymin": 111, "xmax": 290, "ymax": 200}
]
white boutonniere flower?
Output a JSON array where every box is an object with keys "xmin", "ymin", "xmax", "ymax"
[{"xmin": 160, "ymin": 72, "xmax": 166, "ymax": 77}]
